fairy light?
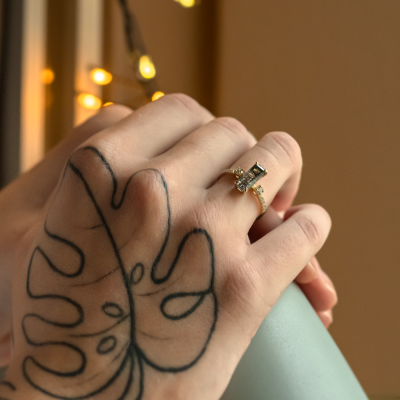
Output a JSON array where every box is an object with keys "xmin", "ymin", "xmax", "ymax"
[
  {"xmin": 90, "ymin": 68, "xmax": 113, "ymax": 85},
  {"xmin": 40, "ymin": 68, "xmax": 55, "ymax": 84},
  {"xmin": 174, "ymin": 0, "xmax": 197, "ymax": 8},
  {"xmin": 152, "ymin": 91, "xmax": 165, "ymax": 101},
  {"xmin": 103, "ymin": 102, "xmax": 114, "ymax": 107},
  {"xmin": 138, "ymin": 55, "xmax": 156, "ymax": 80},
  {"xmin": 78, "ymin": 93, "xmax": 102, "ymax": 110},
  {"xmin": 118, "ymin": 0, "xmax": 199, "ymax": 102}
]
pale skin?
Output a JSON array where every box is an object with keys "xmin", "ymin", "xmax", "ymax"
[{"xmin": 0, "ymin": 94, "xmax": 337, "ymax": 399}]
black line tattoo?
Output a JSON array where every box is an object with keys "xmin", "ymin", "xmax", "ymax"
[
  {"xmin": 71, "ymin": 266, "xmax": 119, "ymax": 287},
  {"xmin": 0, "ymin": 379, "xmax": 16, "ymax": 400},
  {"xmin": 0, "ymin": 382, "xmax": 15, "ymax": 391},
  {"xmin": 19, "ymin": 147, "xmax": 218, "ymax": 399},
  {"xmin": 97, "ymin": 336, "xmax": 117, "ymax": 355}
]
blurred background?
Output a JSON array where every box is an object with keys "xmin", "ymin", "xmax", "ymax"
[{"xmin": 0, "ymin": 0, "xmax": 399, "ymax": 396}]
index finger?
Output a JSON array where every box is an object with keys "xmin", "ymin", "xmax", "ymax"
[{"xmin": 87, "ymin": 93, "xmax": 214, "ymax": 161}]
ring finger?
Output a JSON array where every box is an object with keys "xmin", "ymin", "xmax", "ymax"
[{"xmin": 209, "ymin": 131, "xmax": 303, "ymax": 229}]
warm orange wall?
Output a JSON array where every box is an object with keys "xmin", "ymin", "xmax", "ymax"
[
  {"xmin": 217, "ymin": 0, "xmax": 400, "ymax": 395},
  {"xmin": 109, "ymin": 0, "xmax": 399, "ymax": 394}
]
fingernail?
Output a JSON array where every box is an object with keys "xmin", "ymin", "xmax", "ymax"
[
  {"xmin": 299, "ymin": 261, "xmax": 317, "ymax": 282},
  {"xmin": 325, "ymin": 281, "xmax": 338, "ymax": 305},
  {"xmin": 306, "ymin": 259, "xmax": 318, "ymax": 278},
  {"xmin": 325, "ymin": 281, "xmax": 336, "ymax": 295},
  {"xmin": 320, "ymin": 310, "xmax": 333, "ymax": 327}
]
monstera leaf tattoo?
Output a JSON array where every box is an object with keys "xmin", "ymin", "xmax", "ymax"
[{"xmin": 20, "ymin": 147, "xmax": 218, "ymax": 399}]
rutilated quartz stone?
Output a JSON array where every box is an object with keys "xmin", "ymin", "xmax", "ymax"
[{"xmin": 236, "ymin": 162, "xmax": 267, "ymax": 192}]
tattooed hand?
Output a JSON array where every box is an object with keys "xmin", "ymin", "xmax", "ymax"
[{"xmin": 0, "ymin": 94, "xmax": 332, "ymax": 400}]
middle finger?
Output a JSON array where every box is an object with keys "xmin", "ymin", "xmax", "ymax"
[{"xmin": 153, "ymin": 117, "xmax": 256, "ymax": 188}]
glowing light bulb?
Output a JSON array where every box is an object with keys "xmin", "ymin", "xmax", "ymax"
[
  {"xmin": 40, "ymin": 68, "xmax": 55, "ymax": 84},
  {"xmin": 152, "ymin": 91, "xmax": 165, "ymax": 101},
  {"xmin": 139, "ymin": 55, "xmax": 156, "ymax": 80},
  {"xmin": 90, "ymin": 68, "xmax": 113, "ymax": 85},
  {"xmin": 78, "ymin": 93, "xmax": 102, "ymax": 110},
  {"xmin": 176, "ymin": 0, "xmax": 196, "ymax": 7},
  {"xmin": 103, "ymin": 102, "xmax": 114, "ymax": 107}
]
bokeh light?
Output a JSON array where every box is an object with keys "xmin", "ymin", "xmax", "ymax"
[
  {"xmin": 175, "ymin": 0, "xmax": 196, "ymax": 8},
  {"xmin": 78, "ymin": 93, "xmax": 102, "ymax": 110},
  {"xmin": 40, "ymin": 68, "xmax": 55, "ymax": 84},
  {"xmin": 90, "ymin": 68, "xmax": 113, "ymax": 85},
  {"xmin": 139, "ymin": 55, "xmax": 156, "ymax": 79},
  {"xmin": 152, "ymin": 91, "xmax": 165, "ymax": 101}
]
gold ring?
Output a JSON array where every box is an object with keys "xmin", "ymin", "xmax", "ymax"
[{"xmin": 221, "ymin": 162, "xmax": 268, "ymax": 218}]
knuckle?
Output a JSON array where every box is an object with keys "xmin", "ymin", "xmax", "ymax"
[
  {"xmin": 294, "ymin": 211, "xmax": 325, "ymax": 247},
  {"xmin": 126, "ymin": 169, "xmax": 167, "ymax": 219},
  {"xmin": 129, "ymin": 169, "xmax": 164, "ymax": 204},
  {"xmin": 162, "ymin": 93, "xmax": 203, "ymax": 115},
  {"xmin": 67, "ymin": 146, "xmax": 103, "ymax": 176},
  {"xmin": 63, "ymin": 147, "xmax": 111, "ymax": 203},
  {"xmin": 266, "ymin": 131, "xmax": 302, "ymax": 166},
  {"xmin": 213, "ymin": 116, "xmax": 252, "ymax": 145},
  {"xmin": 314, "ymin": 204, "xmax": 332, "ymax": 228}
]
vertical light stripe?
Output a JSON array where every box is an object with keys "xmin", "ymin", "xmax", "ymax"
[
  {"xmin": 75, "ymin": 0, "xmax": 104, "ymax": 126},
  {"xmin": 20, "ymin": 0, "xmax": 47, "ymax": 172}
]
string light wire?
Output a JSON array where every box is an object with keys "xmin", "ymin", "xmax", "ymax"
[{"xmin": 117, "ymin": 0, "xmax": 159, "ymax": 97}]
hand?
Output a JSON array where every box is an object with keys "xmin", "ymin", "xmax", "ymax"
[
  {"xmin": 0, "ymin": 103, "xmax": 337, "ymax": 347},
  {"xmin": 1, "ymin": 94, "xmax": 331, "ymax": 400},
  {"xmin": 0, "ymin": 95, "xmax": 336, "ymax": 367}
]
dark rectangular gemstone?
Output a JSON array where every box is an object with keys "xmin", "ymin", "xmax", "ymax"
[{"xmin": 236, "ymin": 162, "xmax": 266, "ymax": 192}]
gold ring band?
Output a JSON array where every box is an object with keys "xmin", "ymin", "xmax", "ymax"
[{"xmin": 221, "ymin": 162, "xmax": 268, "ymax": 218}]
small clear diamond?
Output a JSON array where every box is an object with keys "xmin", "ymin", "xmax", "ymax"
[
  {"xmin": 236, "ymin": 182, "xmax": 246, "ymax": 192},
  {"xmin": 256, "ymin": 186, "xmax": 264, "ymax": 195}
]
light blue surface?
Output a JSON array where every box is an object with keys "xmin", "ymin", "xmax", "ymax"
[{"xmin": 221, "ymin": 282, "xmax": 368, "ymax": 400}]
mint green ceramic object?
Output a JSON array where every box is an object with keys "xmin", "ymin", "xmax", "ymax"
[{"xmin": 221, "ymin": 282, "xmax": 368, "ymax": 400}]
